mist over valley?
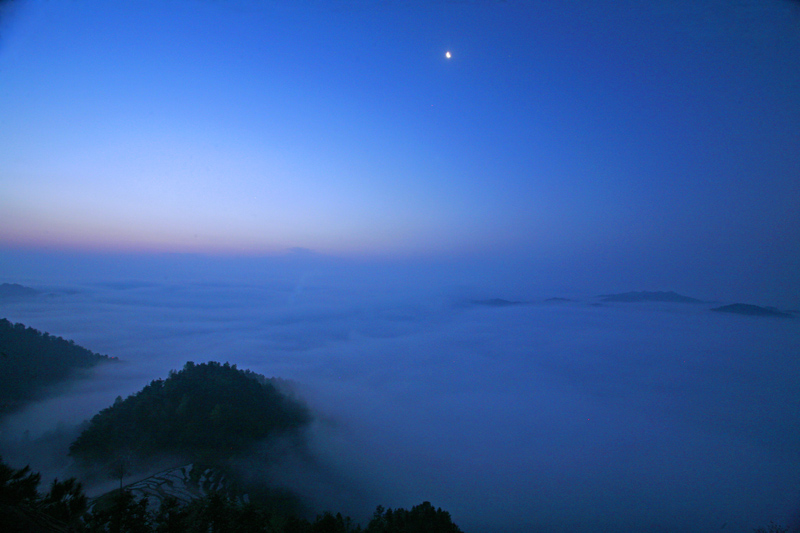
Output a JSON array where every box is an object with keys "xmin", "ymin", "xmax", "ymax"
[{"xmin": 1, "ymin": 263, "xmax": 798, "ymax": 532}]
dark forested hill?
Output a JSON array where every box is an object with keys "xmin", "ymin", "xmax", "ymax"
[
  {"xmin": 0, "ymin": 319, "xmax": 114, "ymax": 415},
  {"xmin": 69, "ymin": 362, "xmax": 311, "ymax": 470}
]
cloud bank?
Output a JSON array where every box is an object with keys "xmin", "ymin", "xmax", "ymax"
[{"xmin": 1, "ymin": 263, "xmax": 799, "ymax": 532}]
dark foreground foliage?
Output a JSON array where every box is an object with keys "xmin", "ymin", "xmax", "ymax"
[
  {"xmin": 69, "ymin": 361, "xmax": 311, "ymax": 470},
  {"xmin": 367, "ymin": 502, "xmax": 463, "ymax": 533},
  {"xmin": 1, "ymin": 457, "xmax": 464, "ymax": 533},
  {"xmin": 0, "ymin": 318, "xmax": 114, "ymax": 414},
  {"xmin": 1, "ymin": 456, "xmax": 88, "ymax": 532}
]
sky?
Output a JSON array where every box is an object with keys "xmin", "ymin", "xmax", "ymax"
[{"xmin": 1, "ymin": 0, "xmax": 799, "ymax": 305}]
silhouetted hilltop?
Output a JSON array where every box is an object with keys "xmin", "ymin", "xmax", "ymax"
[
  {"xmin": 545, "ymin": 297, "xmax": 573, "ymax": 303},
  {"xmin": 710, "ymin": 304, "xmax": 793, "ymax": 317},
  {"xmin": 69, "ymin": 362, "xmax": 311, "ymax": 471},
  {"xmin": 0, "ymin": 319, "xmax": 114, "ymax": 415},
  {"xmin": 0, "ymin": 283, "xmax": 39, "ymax": 298},
  {"xmin": 599, "ymin": 291, "xmax": 702, "ymax": 303}
]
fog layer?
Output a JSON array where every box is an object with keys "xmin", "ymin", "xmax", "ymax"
[{"xmin": 1, "ymin": 263, "xmax": 798, "ymax": 532}]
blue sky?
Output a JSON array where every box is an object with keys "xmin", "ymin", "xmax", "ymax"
[{"xmin": 1, "ymin": 0, "xmax": 799, "ymax": 302}]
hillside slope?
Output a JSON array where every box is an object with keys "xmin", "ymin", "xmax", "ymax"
[{"xmin": 0, "ymin": 318, "xmax": 114, "ymax": 415}]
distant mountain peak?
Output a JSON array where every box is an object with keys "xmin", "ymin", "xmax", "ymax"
[
  {"xmin": 599, "ymin": 291, "xmax": 702, "ymax": 303},
  {"xmin": 711, "ymin": 303, "xmax": 793, "ymax": 318},
  {"xmin": 0, "ymin": 283, "xmax": 39, "ymax": 298},
  {"xmin": 469, "ymin": 298, "xmax": 523, "ymax": 307}
]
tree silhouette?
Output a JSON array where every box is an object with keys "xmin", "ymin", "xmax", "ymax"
[{"xmin": 41, "ymin": 477, "xmax": 88, "ymax": 526}]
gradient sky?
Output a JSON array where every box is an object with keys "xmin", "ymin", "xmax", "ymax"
[{"xmin": 1, "ymin": 1, "xmax": 799, "ymax": 301}]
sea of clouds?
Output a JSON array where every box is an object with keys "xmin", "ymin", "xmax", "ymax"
[{"xmin": 1, "ymin": 261, "xmax": 799, "ymax": 532}]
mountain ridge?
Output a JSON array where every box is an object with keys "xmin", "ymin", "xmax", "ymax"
[{"xmin": 598, "ymin": 291, "xmax": 703, "ymax": 303}]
